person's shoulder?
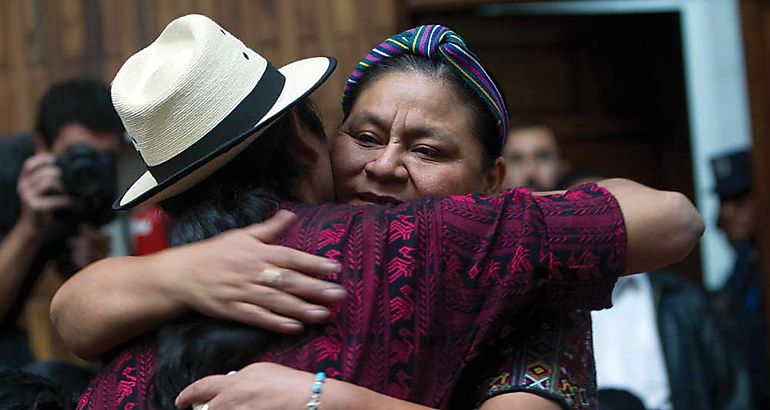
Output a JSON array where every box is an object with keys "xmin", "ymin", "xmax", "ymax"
[
  {"xmin": 0, "ymin": 135, "xmax": 33, "ymax": 234},
  {"xmin": 532, "ymin": 182, "xmax": 625, "ymax": 234},
  {"xmin": 284, "ymin": 198, "xmax": 439, "ymax": 220},
  {"xmin": 282, "ymin": 202, "xmax": 372, "ymax": 220},
  {"xmin": 0, "ymin": 134, "xmax": 34, "ymax": 177},
  {"xmin": 535, "ymin": 182, "xmax": 616, "ymax": 205},
  {"xmin": 431, "ymin": 188, "xmax": 535, "ymax": 216},
  {"xmin": 0, "ymin": 133, "xmax": 35, "ymax": 156}
]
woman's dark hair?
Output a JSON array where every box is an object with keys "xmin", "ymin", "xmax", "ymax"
[
  {"xmin": 0, "ymin": 368, "xmax": 73, "ymax": 410},
  {"xmin": 341, "ymin": 54, "xmax": 504, "ymax": 170},
  {"xmin": 149, "ymin": 99, "xmax": 324, "ymax": 409}
]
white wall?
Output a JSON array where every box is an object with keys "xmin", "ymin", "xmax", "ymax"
[
  {"xmin": 482, "ymin": 0, "xmax": 753, "ymax": 289},
  {"xmin": 678, "ymin": 0, "xmax": 752, "ymax": 289}
]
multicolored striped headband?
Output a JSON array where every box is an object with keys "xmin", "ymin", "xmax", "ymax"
[{"xmin": 343, "ymin": 25, "xmax": 509, "ymax": 145}]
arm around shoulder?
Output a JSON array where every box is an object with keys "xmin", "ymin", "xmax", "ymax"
[
  {"xmin": 51, "ymin": 217, "xmax": 348, "ymax": 360},
  {"xmin": 50, "ymin": 252, "xmax": 186, "ymax": 360},
  {"xmin": 597, "ymin": 178, "xmax": 704, "ymax": 274}
]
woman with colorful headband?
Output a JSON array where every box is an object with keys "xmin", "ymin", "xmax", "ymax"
[{"xmin": 53, "ymin": 18, "xmax": 703, "ymax": 410}]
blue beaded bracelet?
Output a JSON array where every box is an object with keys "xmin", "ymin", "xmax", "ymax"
[{"xmin": 305, "ymin": 372, "xmax": 326, "ymax": 410}]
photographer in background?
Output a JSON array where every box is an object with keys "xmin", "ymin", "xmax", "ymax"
[{"xmin": 0, "ymin": 78, "xmax": 123, "ymax": 369}]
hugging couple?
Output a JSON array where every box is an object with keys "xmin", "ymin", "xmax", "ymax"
[{"xmin": 52, "ymin": 14, "xmax": 703, "ymax": 410}]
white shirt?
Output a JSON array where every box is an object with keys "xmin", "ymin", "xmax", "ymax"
[{"xmin": 592, "ymin": 273, "xmax": 672, "ymax": 410}]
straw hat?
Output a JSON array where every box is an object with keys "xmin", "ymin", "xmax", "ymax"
[{"xmin": 112, "ymin": 14, "xmax": 336, "ymax": 210}]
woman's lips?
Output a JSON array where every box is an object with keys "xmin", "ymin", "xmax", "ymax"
[{"xmin": 355, "ymin": 192, "xmax": 402, "ymax": 205}]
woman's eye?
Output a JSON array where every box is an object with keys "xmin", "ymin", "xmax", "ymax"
[
  {"xmin": 413, "ymin": 145, "xmax": 440, "ymax": 158},
  {"xmin": 353, "ymin": 132, "xmax": 381, "ymax": 145}
]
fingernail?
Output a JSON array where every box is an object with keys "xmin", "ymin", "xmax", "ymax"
[
  {"xmin": 323, "ymin": 262, "xmax": 341, "ymax": 272},
  {"xmin": 322, "ymin": 288, "xmax": 347, "ymax": 299},
  {"xmin": 278, "ymin": 210, "xmax": 296, "ymax": 219},
  {"xmin": 282, "ymin": 321, "xmax": 303, "ymax": 331},
  {"xmin": 306, "ymin": 309, "xmax": 330, "ymax": 320}
]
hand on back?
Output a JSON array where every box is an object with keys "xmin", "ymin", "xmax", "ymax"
[{"xmin": 163, "ymin": 210, "xmax": 346, "ymax": 333}]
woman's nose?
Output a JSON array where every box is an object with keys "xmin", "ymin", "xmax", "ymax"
[{"xmin": 364, "ymin": 145, "xmax": 408, "ymax": 183}]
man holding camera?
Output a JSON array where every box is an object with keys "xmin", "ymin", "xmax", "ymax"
[{"xmin": 0, "ymin": 79, "xmax": 123, "ymax": 367}]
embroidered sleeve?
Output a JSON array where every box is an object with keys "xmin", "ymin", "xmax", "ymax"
[
  {"xmin": 436, "ymin": 182, "xmax": 625, "ymax": 312},
  {"xmin": 472, "ymin": 310, "xmax": 597, "ymax": 410},
  {"xmin": 431, "ymin": 182, "xmax": 624, "ymax": 390},
  {"xmin": 277, "ymin": 184, "xmax": 624, "ymax": 406}
]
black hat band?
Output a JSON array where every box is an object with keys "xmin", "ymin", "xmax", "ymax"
[{"xmin": 147, "ymin": 62, "xmax": 286, "ymax": 182}]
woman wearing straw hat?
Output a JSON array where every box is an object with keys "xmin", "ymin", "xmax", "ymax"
[{"xmin": 53, "ymin": 15, "xmax": 703, "ymax": 410}]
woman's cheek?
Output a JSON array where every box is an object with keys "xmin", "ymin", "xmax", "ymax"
[
  {"xmin": 345, "ymin": 144, "xmax": 372, "ymax": 175},
  {"xmin": 332, "ymin": 138, "xmax": 372, "ymax": 182},
  {"xmin": 331, "ymin": 137, "xmax": 355, "ymax": 174},
  {"xmin": 418, "ymin": 165, "xmax": 481, "ymax": 196},
  {"xmin": 408, "ymin": 163, "xmax": 454, "ymax": 195}
]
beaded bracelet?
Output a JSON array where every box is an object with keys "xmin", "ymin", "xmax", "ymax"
[{"xmin": 305, "ymin": 372, "xmax": 326, "ymax": 410}]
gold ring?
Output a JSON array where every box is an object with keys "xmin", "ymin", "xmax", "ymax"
[{"xmin": 258, "ymin": 267, "xmax": 283, "ymax": 287}]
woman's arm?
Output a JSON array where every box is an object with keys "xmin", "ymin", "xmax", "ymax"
[
  {"xmin": 467, "ymin": 311, "xmax": 594, "ymax": 410},
  {"xmin": 534, "ymin": 179, "xmax": 703, "ymax": 274},
  {"xmin": 595, "ymin": 178, "xmax": 704, "ymax": 274},
  {"xmin": 480, "ymin": 394, "xmax": 560, "ymax": 410},
  {"xmin": 52, "ymin": 252, "xmax": 184, "ymax": 360},
  {"xmin": 174, "ymin": 362, "xmax": 557, "ymax": 410},
  {"xmin": 52, "ymin": 179, "xmax": 702, "ymax": 359},
  {"xmin": 50, "ymin": 211, "xmax": 346, "ymax": 360}
]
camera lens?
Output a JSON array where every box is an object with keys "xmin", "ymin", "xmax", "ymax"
[{"xmin": 55, "ymin": 144, "xmax": 117, "ymax": 226}]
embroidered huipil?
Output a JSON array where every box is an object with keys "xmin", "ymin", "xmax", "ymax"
[{"xmin": 79, "ymin": 184, "xmax": 625, "ymax": 409}]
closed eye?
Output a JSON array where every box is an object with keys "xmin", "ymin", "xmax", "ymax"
[
  {"xmin": 413, "ymin": 145, "xmax": 442, "ymax": 159},
  {"xmin": 352, "ymin": 131, "xmax": 382, "ymax": 146}
]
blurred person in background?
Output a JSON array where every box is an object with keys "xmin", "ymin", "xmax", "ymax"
[
  {"xmin": 0, "ymin": 78, "xmax": 123, "ymax": 376},
  {"xmin": 561, "ymin": 169, "xmax": 751, "ymax": 410},
  {"xmin": 711, "ymin": 149, "xmax": 770, "ymax": 409},
  {"xmin": 502, "ymin": 124, "xmax": 569, "ymax": 190},
  {"xmin": 593, "ymin": 269, "xmax": 750, "ymax": 410}
]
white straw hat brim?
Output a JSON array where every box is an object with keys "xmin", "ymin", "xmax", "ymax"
[{"xmin": 116, "ymin": 56, "xmax": 335, "ymax": 210}]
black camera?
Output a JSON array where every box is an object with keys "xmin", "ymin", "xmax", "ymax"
[{"xmin": 55, "ymin": 144, "xmax": 117, "ymax": 227}]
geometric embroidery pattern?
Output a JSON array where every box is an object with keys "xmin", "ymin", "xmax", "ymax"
[{"xmin": 79, "ymin": 184, "xmax": 624, "ymax": 409}]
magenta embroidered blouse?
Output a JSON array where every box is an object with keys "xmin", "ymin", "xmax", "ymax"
[{"xmin": 78, "ymin": 183, "xmax": 625, "ymax": 409}]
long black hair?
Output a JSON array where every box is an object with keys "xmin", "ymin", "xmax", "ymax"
[{"xmin": 149, "ymin": 99, "xmax": 325, "ymax": 409}]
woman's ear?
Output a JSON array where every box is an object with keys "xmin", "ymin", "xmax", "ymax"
[
  {"xmin": 482, "ymin": 157, "xmax": 507, "ymax": 196},
  {"xmin": 287, "ymin": 109, "xmax": 321, "ymax": 167}
]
